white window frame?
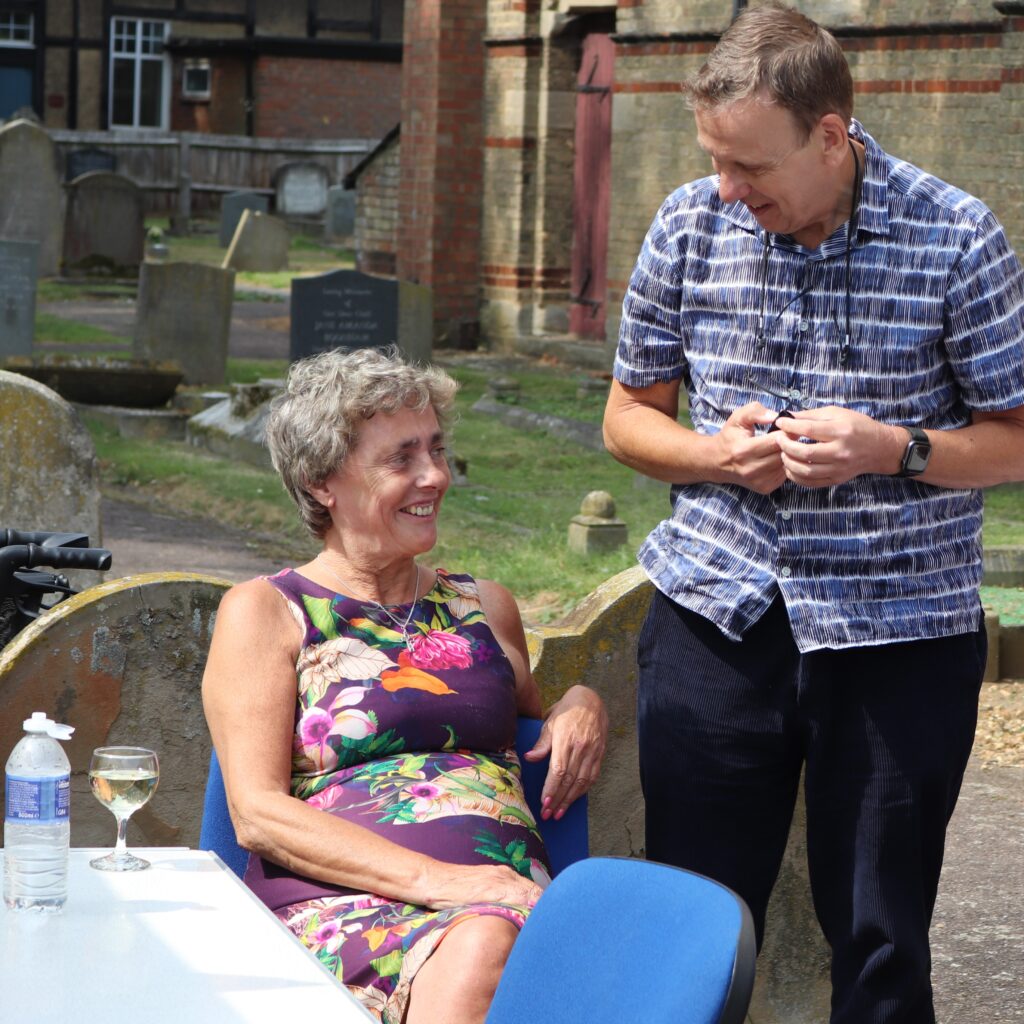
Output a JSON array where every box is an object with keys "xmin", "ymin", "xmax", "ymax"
[
  {"xmin": 108, "ymin": 17, "xmax": 170, "ymax": 129},
  {"xmin": 0, "ymin": 10, "xmax": 34, "ymax": 48}
]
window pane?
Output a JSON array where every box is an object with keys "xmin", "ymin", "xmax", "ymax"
[
  {"xmin": 112, "ymin": 18, "xmax": 136, "ymax": 55},
  {"xmin": 0, "ymin": 11, "xmax": 34, "ymax": 44},
  {"xmin": 111, "ymin": 58, "xmax": 134, "ymax": 125},
  {"xmin": 141, "ymin": 21, "xmax": 165, "ymax": 55},
  {"xmin": 138, "ymin": 59, "xmax": 163, "ymax": 127}
]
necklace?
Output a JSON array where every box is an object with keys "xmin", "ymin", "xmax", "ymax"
[{"xmin": 317, "ymin": 557, "xmax": 421, "ymax": 651}]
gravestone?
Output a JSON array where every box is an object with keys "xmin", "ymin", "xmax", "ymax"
[
  {"xmin": 222, "ymin": 209, "xmax": 289, "ymax": 272},
  {"xmin": 0, "ymin": 119, "xmax": 62, "ymax": 276},
  {"xmin": 65, "ymin": 146, "xmax": 116, "ymax": 182},
  {"xmin": 290, "ymin": 269, "xmax": 432, "ymax": 363},
  {"xmin": 274, "ymin": 161, "xmax": 330, "ymax": 217},
  {"xmin": 0, "ymin": 370, "xmax": 102, "ymax": 568},
  {"xmin": 0, "ymin": 573, "xmax": 230, "ymax": 848},
  {"xmin": 62, "ymin": 171, "xmax": 145, "ymax": 276},
  {"xmin": 134, "ymin": 262, "xmax": 235, "ymax": 385},
  {"xmin": 218, "ymin": 190, "xmax": 269, "ymax": 247},
  {"xmin": 326, "ymin": 186, "xmax": 356, "ymax": 239},
  {"xmin": 0, "ymin": 239, "xmax": 38, "ymax": 358}
]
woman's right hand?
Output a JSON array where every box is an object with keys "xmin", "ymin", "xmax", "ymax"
[{"xmin": 422, "ymin": 863, "xmax": 544, "ymax": 911}]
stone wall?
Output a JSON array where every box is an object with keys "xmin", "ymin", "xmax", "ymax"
[{"xmin": 480, "ymin": 0, "xmax": 1024, "ymax": 354}]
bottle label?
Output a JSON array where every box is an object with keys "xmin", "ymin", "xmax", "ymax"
[{"xmin": 4, "ymin": 774, "xmax": 71, "ymax": 823}]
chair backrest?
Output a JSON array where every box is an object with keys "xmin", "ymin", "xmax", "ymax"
[
  {"xmin": 200, "ymin": 716, "xmax": 588, "ymax": 879},
  {"xmin": 484, "ymin": 857, "xmax": 757, "ymax": 1024}
]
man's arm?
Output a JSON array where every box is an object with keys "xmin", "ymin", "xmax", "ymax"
[
  {"xmin": 603, "ymin": 379, "xmax": 787, "ymax": 494},
  {"xmin": 773, "ymin": 404, "xmax": 1024, "ymax": 489}
]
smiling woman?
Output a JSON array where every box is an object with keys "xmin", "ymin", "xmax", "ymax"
[{"xmin": 201, "ymin": 346, "xmax": 608, "ymax": 1024}]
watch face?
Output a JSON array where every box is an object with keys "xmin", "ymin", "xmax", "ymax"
[{"xmin": 905, "ymin": 442, "xmax": 930, "ymax": 474}]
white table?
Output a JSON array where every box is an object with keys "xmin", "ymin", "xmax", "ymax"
[{"xmin": 1, "ymin": 848, "xmax": 374, "ymax": 1023}]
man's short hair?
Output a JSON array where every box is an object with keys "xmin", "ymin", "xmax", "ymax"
[{"xmin": 684, "ymin": 1, "xmax": 853, "ymax": 138}]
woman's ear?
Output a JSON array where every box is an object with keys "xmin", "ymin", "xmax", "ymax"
[{"xmin": 306, "ymin": 480, "xmax": 336, "ymax": 509}]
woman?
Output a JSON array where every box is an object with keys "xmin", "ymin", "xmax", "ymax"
[{"xmin": 202, "ymin": 347, "xmax": 608, "ymax": 1023}]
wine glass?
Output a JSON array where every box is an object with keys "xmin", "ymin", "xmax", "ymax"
[{"xmin": 88, "ymin": 746, "xmax": 160, "ymax": 872}]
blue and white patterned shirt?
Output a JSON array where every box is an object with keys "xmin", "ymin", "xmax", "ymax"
[{"xmin": 615, "ymin": 121, "xmax": 1024, "ymax": 652}]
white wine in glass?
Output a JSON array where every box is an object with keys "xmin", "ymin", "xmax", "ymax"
[{"xmin": 88, "ymin": 746, "xmax": 160, "ymax": 872}]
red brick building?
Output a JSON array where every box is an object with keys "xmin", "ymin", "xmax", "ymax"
[{"xmin": 0, "ymin": 1, "xmax": 402, "ymax": 140}]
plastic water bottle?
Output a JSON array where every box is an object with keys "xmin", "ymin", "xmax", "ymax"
[{"xmin": 4, "ymin": 712, "xmax": 75, "ymax": 912}]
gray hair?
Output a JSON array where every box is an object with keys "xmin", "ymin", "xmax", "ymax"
[
  {"xmin": 684, "ymin": 1, "xmax": 853, "ymax": 140},
  {"xmin": 265, "ymin": 346, "xmax": 459, "ymax": 539}
]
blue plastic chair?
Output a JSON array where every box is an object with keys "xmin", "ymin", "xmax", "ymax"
[
  {"xmin": 200, "ymin": 716, "xmax": 588, "ymax": 879},
  {"xmin": 485, "ymin": 857, "xmax": 757, "ymax": 1024}
]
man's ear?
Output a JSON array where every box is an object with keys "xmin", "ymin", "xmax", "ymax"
[{"xmin": 818, "ymin": 112, "xmax": 850, "ymax": 166}]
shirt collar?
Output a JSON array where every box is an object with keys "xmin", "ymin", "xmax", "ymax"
[{"xmin": 713, "ymin": 117, "xmax": 890, "ymax": 245}]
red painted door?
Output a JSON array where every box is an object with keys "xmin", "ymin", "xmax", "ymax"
[{"xmin": 570, "ymin": 33, "xmax": 614, "ymax": 340}]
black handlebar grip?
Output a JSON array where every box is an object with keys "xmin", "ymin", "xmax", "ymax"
[{"xmin": 25, "ymin": 544, "xmax": 112, "ymax": 572}]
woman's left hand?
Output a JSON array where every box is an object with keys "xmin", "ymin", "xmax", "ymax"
[{"xmin": 523, "ymin": 686, "xmax": 608, "ymax": 821}]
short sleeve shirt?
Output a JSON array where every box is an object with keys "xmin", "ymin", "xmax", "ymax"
[{"xmin": 615, "ymin": 121, "xmax": 1024, "ymax": 652}]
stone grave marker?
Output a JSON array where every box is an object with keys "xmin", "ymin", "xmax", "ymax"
[
  {"xmin": 62, "ymin": 171, "xmax": 145, "ymax": 276},
  {"xmin": 0, "ymin": 369, "xmax": 102, "ymax": 567},
  {"xmin": 290, "ymin": 269, "xmax": 432, "ymax": 363},
  {"xmin": 326, "ymin": 186, "xmax": 355, "ymax": 239},
  {"xmin": 65, "ymin": 146, "xmax": 117, "ymax": 182},
  {"xmin": 218, "ymin": 190, "xmax": 269, "ymax": 247},
  {"xmin": 274, "ymin": 161, "xmax": 330, "ymax": 218},
  {"xmin": 0, "ymin": 239, "xmax": 38, "ymax": 359},
  {"xmin": 0, "ymin": 119, "xmax": 63, "ymax": 277},
  {"xmin": 134, "ymin": 262, "xmax": 235, "ymax": 385},
  {"xmin": 222, "ymin": 209, "xmax": 289, "ymax": 272}
]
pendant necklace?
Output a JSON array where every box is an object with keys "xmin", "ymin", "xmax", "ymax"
[{"xmin": 317, "ymin": 557, "xmax": 421, "ymax": 651}]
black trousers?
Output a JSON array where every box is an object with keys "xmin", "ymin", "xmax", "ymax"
[{"xmin": 637, "ymin": 591, "xmax": 986, "ymax": 1024}]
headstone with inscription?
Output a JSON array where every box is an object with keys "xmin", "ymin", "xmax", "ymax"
[
  {"xmin": 134, "ymin": 261, "xmax": 235, "ymax": 386},
  {"xmin": 65, "ymin": 147, "xmax": 117, "ymax": 182},
  {"xmin": 62, "ymin": 171, "xmax": 145, "ymax": 276},
  {"xmin": 274, "ymin": 162, "xmax": 330, "ymax": 218},
  {"xmin": 0, "ymin": 239, "xmax": 38, "ymax": 358},
  {"xmin": 326, "ymin": 186, "xmax": 356, "ymax": 239},
  {"xmin": 222, "ymin": 209, "xmax": 289, "ymax": 272},
  {"xmin": 290, "ymin": 269, "xmax": 432, "ymax": 363},
  {"xmin": 218, "ymin": 191, "xmax": 269, "ymax": 247},
  {"xmin": 0, "ymin": 119, "xmax": 62, "ymax": 277}
]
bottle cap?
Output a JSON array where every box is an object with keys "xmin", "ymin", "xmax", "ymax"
[{"xmin": 22, "ymin": 711, "xmax": 75, "ymax": 741}]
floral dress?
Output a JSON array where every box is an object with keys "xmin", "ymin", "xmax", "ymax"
[{"xmin": 244, "ymin": 567, "xmax": 551, "ymax": 1022}]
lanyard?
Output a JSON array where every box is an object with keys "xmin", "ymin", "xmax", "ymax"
[{"xmin": 754, "ymin": 139, "xmax": 863, "ymax": 367}]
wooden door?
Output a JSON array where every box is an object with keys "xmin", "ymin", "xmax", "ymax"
[{"xmin": 569, "ymin": 33, "xmax": 614, "ymax": 340}]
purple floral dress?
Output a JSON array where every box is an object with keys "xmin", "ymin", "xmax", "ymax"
[{"xmin": 245, "ymin": 568, "xmax": 551, "ymax": 1022}]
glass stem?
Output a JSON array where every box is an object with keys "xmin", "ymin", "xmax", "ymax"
[{"xmin": 114, "ymin": 814, "xmax": 130, "ymax": 857}]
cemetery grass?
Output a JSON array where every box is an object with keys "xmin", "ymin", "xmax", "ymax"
[
  {"xmin": 85, "ymin": 360, "xmax": 1024, "ymax": 625},
  {"xmin": 83, "ymin": 367, "xmax": 673, "ymax": 623}
]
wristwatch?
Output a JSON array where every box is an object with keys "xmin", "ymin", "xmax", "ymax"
[{"xmin": 897, "ymin": 426, "xmax": 931, "ymax": 478}]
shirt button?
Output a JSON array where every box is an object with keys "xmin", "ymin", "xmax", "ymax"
[
  {"xmin": 780, "ymin": 510, "xmax": 792, "ymax": 521},
  {"xmin": 789, "ymin": 388, "xmax": 802, "ymax": 400},
  {"xmin": 780, "ymin": 567, "xmax": 792, "ymax": 578},
  {"xmin": 798, "ymin": 319, "xmax": 809, "ymax": 333}
]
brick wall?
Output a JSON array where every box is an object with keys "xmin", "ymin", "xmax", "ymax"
[
  {"xmin": 253, "ymin": 56, "xmax": 401, "ymax": 139},
  {"xmin": 479, "ymin": 0, "xmax": 1024, "ymax": 352},
  {"xmin": 354, "ymin": 132, "xmax": 401, "ymax": 277},
  {"xmin": 398, "ymin": 0, "xmax": 487, "ymax": 347}
]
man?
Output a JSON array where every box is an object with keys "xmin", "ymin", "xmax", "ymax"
[{"xmin": 602, "ymin": 4, "xmax": 1024, "ymax": 1022}]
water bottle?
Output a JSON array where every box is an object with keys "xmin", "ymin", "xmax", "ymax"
[{"xmin": 4, "ymin": 712, "xmax": 75, "ymax": 912}]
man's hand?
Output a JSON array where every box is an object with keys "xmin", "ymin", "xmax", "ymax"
[
  {"xmin": 773, "ymin": 407, "xmax": 903, "ymax": 487},
  {"xmin": 710, "ymin": 402, "xmax": 787, "ymax": 493}
]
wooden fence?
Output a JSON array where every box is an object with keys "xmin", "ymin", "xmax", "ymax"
[{"xmin": 50, "ymin": 128, "xmax": 375, "ymax": 221}]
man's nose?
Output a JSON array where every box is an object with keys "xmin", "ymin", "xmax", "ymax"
[{"xmin": 717, "ymin": 168, "xmax": 750, "ymax": 204}]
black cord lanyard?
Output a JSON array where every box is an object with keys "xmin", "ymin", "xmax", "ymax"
[{"xmin": 754, "ymin": 138, "xmax": 863, "ymax": 367}]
